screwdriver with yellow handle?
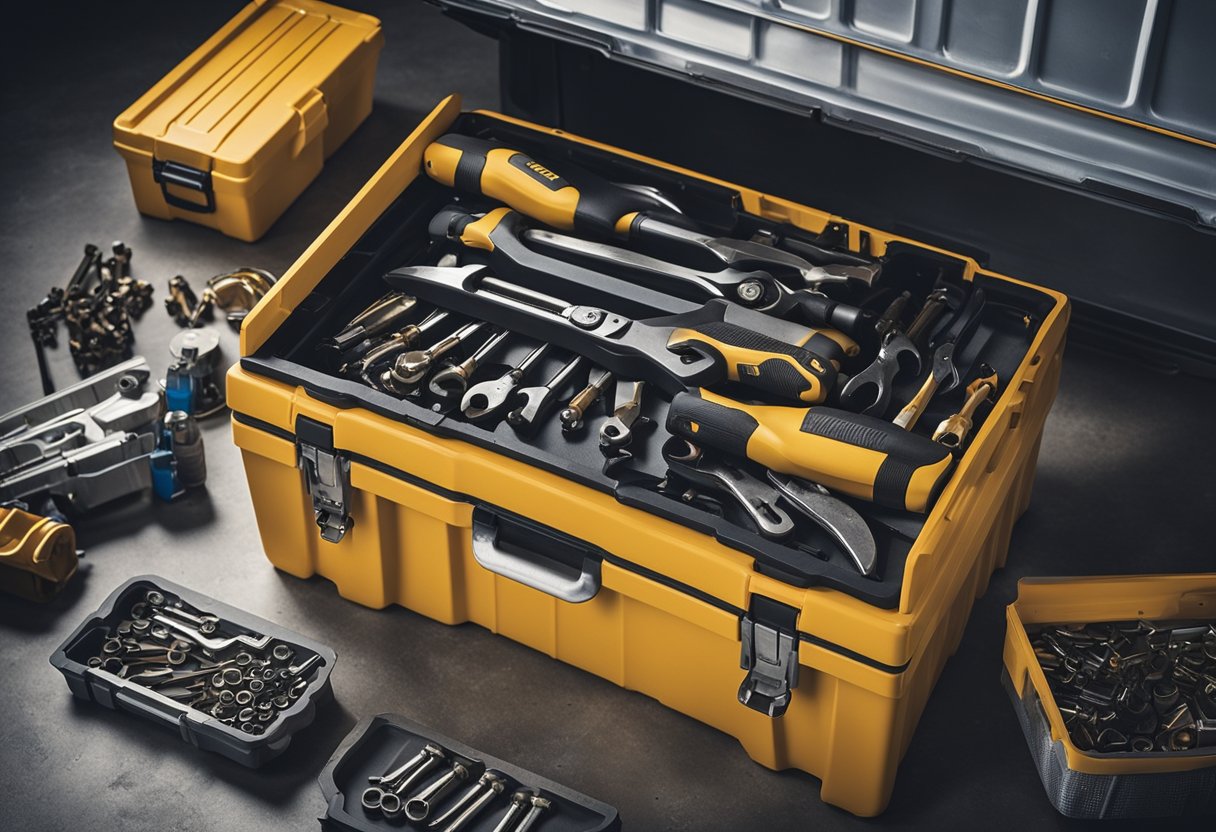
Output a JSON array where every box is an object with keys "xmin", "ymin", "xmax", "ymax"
[
  {"xmin": 423, "ymin": 134, "xmax": 872, "ymax": 285},
  {"xmin": 666, "ymin": 388, "xmax": 955, "ymax": 512},
  {"xmin": 385, "ymin": 264, "xmax": 841, "ymax": 404}
]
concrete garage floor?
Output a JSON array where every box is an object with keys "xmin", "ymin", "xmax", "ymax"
[{"xmin": 1, "ymin": 2, "xmax": 1213, "ymax": 830}]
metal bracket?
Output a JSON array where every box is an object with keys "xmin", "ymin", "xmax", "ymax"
[
  {"xmin": 738, "ymin": 602, "xmax": 800, "ymax": 718},
  {"xmin": 297, "ymin": 442, "xmax": 352, "ymax": 544}
]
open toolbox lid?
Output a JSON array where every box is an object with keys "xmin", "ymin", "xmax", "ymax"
[
  {"xmin": 113, "ymin": 0, "xmax": 381, "ymax": 181},
  {"xmin": 432, "ymin": 0, "xmax": 1216, "ymax": 228}
]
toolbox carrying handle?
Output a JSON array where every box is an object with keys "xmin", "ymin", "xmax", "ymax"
[
  {"xmin": 470, "ymin": 506, "xmax": 602, "ymax": 603},
  {"xmin": 152, "ymin": 159, "xmax": 216, "ymax": 213}
]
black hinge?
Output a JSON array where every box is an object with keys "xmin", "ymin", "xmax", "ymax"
[
  {"xmin": 152, "ymin": 158, "xmax": 216, "ymax": 213},
  {"xmin": 295, "ymin": 416, "xmax": 352, "ymax": 544},
  {"xmin": 738, "ymin": 596, "xmax": 801, "ymax": 718}
]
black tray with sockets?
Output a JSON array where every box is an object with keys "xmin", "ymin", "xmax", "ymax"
[
  {"xmin": 240, "ymin": 110, "xmax": 1056, "ymax": 608},
  {"xmin": 319, "ymin": 713, "xmax": 620, "ymax": 831},
  {"xmin": 49, "ymin": 575, "xmax": 336, "ymax": 768}
]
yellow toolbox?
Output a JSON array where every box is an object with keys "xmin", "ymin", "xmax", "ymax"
[
  {"xmin": 112, "ymin": 0, "xmax": 382, "ymax": 242},
  {"xmin": 1004, "ymin": 575, "xmax": 1216, "ymax": 818},
  {"xmin": 229, "ymin": 95, "xmax": 1068, "ymax": 816}
]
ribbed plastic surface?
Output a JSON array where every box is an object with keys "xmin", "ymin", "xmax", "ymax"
[{"xmin": 1004, "ymin": 670, "xmax": 1216, "ymax": 819}]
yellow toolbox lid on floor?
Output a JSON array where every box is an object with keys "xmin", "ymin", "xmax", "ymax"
[{"xmin": 113, "ymin": 0, "xmax": 382, "ymax": 240}]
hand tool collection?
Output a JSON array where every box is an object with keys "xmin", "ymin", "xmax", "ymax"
[
  {"xmin": 1028, "ymin": 620, "xmax": 1216, "ymax": 753},
  {"xmin": 316, "ymin": 133, "xmax": 1029, "ymax": 580},
  {"xmin": 83, "ymin": 586, "xmax": 323, "ymax": 734},
  {"xmin": 164, "ymin": 268, "xmax": 277, "ymax": 331},
  {"xmin": 362, "ymin": 741, "xmax": 553, "ymax": 831}
]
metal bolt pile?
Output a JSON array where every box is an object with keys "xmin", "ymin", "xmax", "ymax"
[
  {"xmin": 1029, "ymin": 620, "xmax": 1216, "ymax": 753},
  {"xmin": 27, "ymin": 242, "xmax": 154, "ymax": 390},
  {"xmin": 87, "ymin": 589, "xmax": 321, "ymax": 735}
]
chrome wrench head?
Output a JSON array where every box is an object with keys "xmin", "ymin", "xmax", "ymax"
[
  {"xmin": 429, "ymin": 329, "xmax": 511, "ymax": 397},
  {"xmin": 598, "ymin": 379, "xmax": 648, "ymax": 451},
  {"xmin": 461, "ymin": 343, "xmax": 549, "ymax": 421},
  {"xmin": 489, "ymin": 791, "xmax": 535, "ymax": 832},
  {"xmin": 838, "ymin": 331, "xmax": 922, "ymax": 415},
  {"xmin": 663, "ymin": 439, "xmax": 794, "ymax": 539},
  {"xmin": 429, "ymin": 771, "xmax": 507, "ymax": 830},
  {"xmin": 766, "ymin": 472, "xmax": 878, "ymax": 576},
  {"xmin": 506, "ymin": 355, "xmax": 586, "ymax": 434}
]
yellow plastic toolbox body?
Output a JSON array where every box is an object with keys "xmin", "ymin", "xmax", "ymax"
[
  {"xmin": 113, "ymin": 0, "xmax": 382, "ymax": 242},
  {"xmin": 230, "ymin": 95, "xmax": 1069, "ymax": 816},
  {"xmin": 1004, "ymin": 575, "xmax": 1216, "ymax": 815}
]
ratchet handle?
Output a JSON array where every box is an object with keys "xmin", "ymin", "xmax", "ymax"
[
  {"xmin": 424, "ymin": 135, "xmax": 658, "ymax": 238},
  {"xmin": 667, "ymin": 321, "xmax": 837, "ymax": 404},
  {"xmin": 666, "ymin": 389, "xmax": 954, "ymax": 512}
]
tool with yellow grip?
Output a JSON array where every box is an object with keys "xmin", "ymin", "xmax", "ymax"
[
  {"xmin": 666, "ymin": 389, "xmax": 955, "ymax": 512},
  {"xmin": 424, "ymin": 134, "xmax": 847, "ymax": 282},
  {"xmin": 384, "ymin": 264, "xmax": 841, "ymax": 403}
]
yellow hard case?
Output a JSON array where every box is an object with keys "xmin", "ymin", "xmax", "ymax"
[
  {"xmin": 113, "ymin": 0, "xmax": 383, "ymax": 242},
  {"xmin": 230, "ymin": 95, "xmax": 1069, "ymax": 816}
]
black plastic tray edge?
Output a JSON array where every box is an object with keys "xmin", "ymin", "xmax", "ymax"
[
  {"xmin": 49, "ymin": 574, "xmax": 338, "ymax": 768},
  {"xmin": 318, "ymin": 712, "xmax": 621, "ymax": 832}
]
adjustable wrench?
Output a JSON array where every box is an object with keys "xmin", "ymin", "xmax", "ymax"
[
  {"xmin": 385, "ymin": 265, "xmax": 844, "ymax": 403},
  {"xmin": 506, "ymin": 354, "xmax": 585, "ymax": 435},
  {"xmin": 461, "ymin": 342, "xmax": 549, "ymax": 421},
  {"xmin": 663, "ymin": 439, "xmax": 794, "ymax": 539},
  {"xmin": 424, "ymin": 135, "xmax": 880, "ymax": 287},
  {"xmin": 433, "ymin": 207, "xmax": 871, "ymax": 340}
]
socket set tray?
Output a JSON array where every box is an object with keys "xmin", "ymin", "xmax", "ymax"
[
  {"xmin": 50, "ymin": 575, "xmax": 336, "ymax": 768},
  {"xmin": 319, "ymin": 713, "xmax": 620, "ymax": 832}
]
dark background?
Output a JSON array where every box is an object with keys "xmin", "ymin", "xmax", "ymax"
[{"xmin": 0, "ymin": 2, "xmax": 1213, "ymax": 830}]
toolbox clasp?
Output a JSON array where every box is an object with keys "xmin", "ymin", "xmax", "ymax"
[
  {"xmin": 152, "ymin": 158, "xmax": 216, "ymax": 214},
  {"xmin": 738, "ymin": 597, "xmax": 801, "ymax": 718},
  {"xmin": 295, "ymin": 416, "xmax": 352, "ymax": 544}
]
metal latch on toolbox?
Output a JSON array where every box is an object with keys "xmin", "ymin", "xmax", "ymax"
[
  {"xmin": 738, "ymin": 597, "xmax": 801, "ymax": 718},
  {"xmin": 295, "ymin": 416, "xmax": 352, "ymax": 544}
]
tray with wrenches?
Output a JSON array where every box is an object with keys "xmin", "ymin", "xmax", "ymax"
[
  {"xmin": 50, "ymin": 575, "xmax": 336, "ymax": 767},
  {"xmin": 319, "ymin": 713, "xmax": 620, "ymax": 832}
]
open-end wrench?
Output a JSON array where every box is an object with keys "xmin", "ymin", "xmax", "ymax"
[
  {"xmin": 432, "ymin": 207, "xmax": 871, "ymax": 340},
  {"xmin": 461, "ymin": 343, "xmax": 549, "ymax": 421},
  {"xmin": 382, "ymin": 322, "xmax": 488, "ymax": 394},
  {"xmin": 506, "ymin": 354, "xmax": 585, "ymax": 435},
  {"xmin": 598, "ymin": 380, "xmax": 650, "ymax": 453},
  {"xmin": 424, "ymin": 135, "xmax": 878, "ymax": 287},
  {"xmin": 663, "ymin": 439, "xmax": 794, "ymax": 539},
  {"xmin": 766, "ymin": 472, "xmax": 878, "ymax": 576},
  {"xmin": 428, "ymin": 770, "xmax": 507, "ymax": 831},
  {"xmin": 893, "ymin": 287, "xmax": 987, "ymax": 429},
  {"xmin": 839, "ymin": 291, "xmax": 952, "ymax": 415},
  {"xmin": 560, "ymin": 369, "xmax": 612, "ymax": 433},
  {"xmin": 429, "ymin": 328, "xmax": 511, "ymax": 397},
  {"xmin": 341, "ymin": 310, "xmax": 449, "ymax": 379},
  {"xmin": 150, "ymin": 614, "xmax": 272, "ymax": 653},
  {"xmin": 385, "ymin": 264, "xmax": 845, "ymax": 403}
]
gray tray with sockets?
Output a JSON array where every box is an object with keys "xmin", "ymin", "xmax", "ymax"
[
  {"xmin": 319, "ymin": 713, "xmax": 620, "ymax": 831},
  {"xmin": 49, "ymin": 575, "xmax": 337, "ymax": 768}
]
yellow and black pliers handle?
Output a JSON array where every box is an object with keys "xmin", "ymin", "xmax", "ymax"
[
  {"xmin": 424, "ymin": 134, "xmax": 669, "ymax": 238},
  {"xmin": 666, "ymin": 388, "xmax": 955, "ymax": 512}
]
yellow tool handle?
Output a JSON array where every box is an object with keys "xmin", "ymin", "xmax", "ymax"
[
  {"xmin": 667, "ymin": 322, "xmax": 836, "ymax": 404},
  {"xmin": 666, "ymin": 389, "xmax": 955, "ymax": 512},
  {"xmin": 424, "ymin": 135, "xmax": 652, "ymax": 237},
  {"xmin": 893, "ymin": 373, "xmax": 939, "ymax": 430}
]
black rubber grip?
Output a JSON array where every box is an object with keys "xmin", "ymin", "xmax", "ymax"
[
  {"xmin": 793, "ymin": 293, "xmax": 872, "ymax": 337},
  {"xmin": 666, "ymin": 391, "xmax": 757, "ymax": 458},
  {"xmin": 802, "ymin": 408, "xmax": 952, "ymax": 508},
  {"xmin": 682, "ymin": 321, "xmax": 836, "ymax": 401},
  {"xmin": 428, "ymin": 207, "xmax": 475, "ymax": 240}
]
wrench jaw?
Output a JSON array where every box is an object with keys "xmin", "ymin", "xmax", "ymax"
[
  {"xmin": 838, "ymin": 333, "xmax": 922, "ymax": 415},
  {"xmin": 661, "ymin": 439, "xmax": 795, "ymax": 540}
]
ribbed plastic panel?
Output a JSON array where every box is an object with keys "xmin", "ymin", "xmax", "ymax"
[{"xmin": 1003, "ymin": 670, "xmax": 1216, "ymax": 819}]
